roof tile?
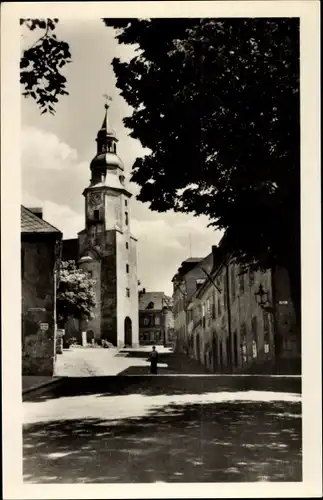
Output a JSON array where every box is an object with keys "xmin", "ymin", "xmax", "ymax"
[{"xmin": 21, "ymin": 205, "xmax": 61, "ymax": 234}]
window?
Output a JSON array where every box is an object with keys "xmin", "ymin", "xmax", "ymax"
[
  {"xmin": 233, "ymin": 332, "xmax": 238, "ymax": 366},
  {"xmin": 219, "ymin": 341, "xmax": 224, "ymax": 370},
  {"xmin": 218, "ymin": 296, "xmax": 222, "ymax": 316},
  {"xmin": 223, "ymin": 279, "xmax": 227, "ymax": 309},
  {"xmin": 202, "ymin": 304, "xmax": 206, "ymax": 328},
  {"xmin": 126, "ymin": 242, "xmax": 129, "ymax": 249},
  {"xmin": 125, "ymin": 212, "xmax": 129, "ymax": 226},
  {"xmin": 155, "ymin": 315, "xmax": 160, "ymax": 326},
  {"xmin": 240, "ymin": 323, "xmax": 247, "ymax": 364},
  {"xmin": 212, "ymin": 292, "xmax": 216, "ymax": 318},
  {"xmin": 94, "ymin": 209, "xmax": 99, "ymax": 220},
  {"xmin": 212, "ymin": 335, "xmax": 218, "ymax": 371},
  {"xmin": 88, "ymin": 270, "xmax": 93, "ymax": 278},
  {"xmin": 263, "ymin": 312, "xmax": 270, "ymax": 354},
  {"xmin": 252, "ymin": 317, "xmax": 258, "ymax": 359},
  {"xmin": 226, "ymin": 336, "xmax": 232, "ymax": 368},
  {"xmin": 206, "ymin": 298, "xmax": 211, "ymax": 319},
  {"xmin": 125, "ymin": 200, "xmax": 128, "ymax": 207},
  {"xmin": 126, "ymin": 288, "xmax": 130, "ymax": 297},
  {"xmin": 239, "ymin": 268, "xmax": 245, "ymax": 294},
  {"xmin": 249, "ymin": 269, "xmax": 255, "ymax": 287},
  {"xmin": 126, "ymin": 264, "xmax": 129, "ymax": 273}
]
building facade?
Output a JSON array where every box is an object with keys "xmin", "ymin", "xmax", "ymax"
[
  {"xmin": 181, "ymin": 240, "xmax": 300, "ymax": 373},
  {"xmin": 64, "ymin": 102, "xmax": 139, "ymax": 347},
  {"xmin": 138, "ymin": 290, "xmax": 173, "ymax": 345},
  {"xmin": 21, "ymin": 206, "xmax": 62, "ymax": 375},
  {"xmin": 172, "ymin": 254, "xmax": 213, "ymax": 353}
]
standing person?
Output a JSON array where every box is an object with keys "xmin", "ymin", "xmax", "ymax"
[{"xmin": 149, "ymin": 346, "xmax": 159, "ymax": 374}]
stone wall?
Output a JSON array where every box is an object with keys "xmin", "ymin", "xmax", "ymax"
[
  {"xmin": 100, "ymin": 230, "xmax": 117, "ymax": 345},
  {"xmin": 78, "ymin": 258, "xmax": 102, "ymax": 340},
  {"xmin": 21, "ymin": 235, "xmax": 59, "ymax": 376}
]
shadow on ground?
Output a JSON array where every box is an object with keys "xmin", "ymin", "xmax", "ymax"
[
  {"xmin": 116, "ymin": 350, "xmax": 213, "ymax": 375},
  {"xmin": 23, "ymin": 400, "xmax": 302, "ymax": 483},
  {"xmin": 23, "ymin": 375, "xmax": 301, "ymax": 403}
]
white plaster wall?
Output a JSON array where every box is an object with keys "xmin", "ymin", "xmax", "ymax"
[
  {"xmin": 115, "ymin": 229, "xmax": 139, "ymax": 348},
  {"xmin": 78, "ymin": 259, "xmax": 101, "ymax": 340},
  {"xmin": 104, "ymin": 190, "xmax": 120, "ymax": 230}
]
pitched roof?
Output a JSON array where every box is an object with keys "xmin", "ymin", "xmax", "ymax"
[
  {"xmin": 139, "ymin": 291, "xmax": 170, "ymax": 310},
  {"xmin": 21, "ymin": 205, "xmax": 61, "ymax": 234}
]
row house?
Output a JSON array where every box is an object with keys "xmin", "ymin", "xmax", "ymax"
[
  {"xmin": 21, "ymin": 206, "xmax": 62, "ymax": 375},
  {"xmin": 181, "ymin": 239, "xmax": 300, "ymax": 373},
  {"xmin": 172, "ymin": 254, "xmax": 213, "ymax": 354},
  {"xmin": 138, "ymin": 290, "xmax": 174, "ymax": 345}
]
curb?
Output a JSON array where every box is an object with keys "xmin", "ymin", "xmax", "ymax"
[{"xmin": 22, "ymin": 377, "xmax": 64, "ymax": 396}]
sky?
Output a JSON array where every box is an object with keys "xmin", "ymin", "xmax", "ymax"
[{"xmin": 21, "ymin": 19, "xmax": 222, "ymax": 296}]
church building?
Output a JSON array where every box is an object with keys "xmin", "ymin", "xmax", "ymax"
[{"xmin": 63, "ymin": 101, "xmax": 139, "ymax": 347}]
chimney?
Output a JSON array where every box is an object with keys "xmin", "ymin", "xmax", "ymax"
[
  {"xmin": 212, "ymin": 245, "xmax": 219, "ymax": 269},
  {"xmin": 29, "ymin": 207, "xmax": 43, "ymax": 219}
]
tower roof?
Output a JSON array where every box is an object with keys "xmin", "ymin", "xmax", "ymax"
[
  {"xmin": 99, "ymin": 103, "xmax": 117, "ymax": 140},
  {"xmin": 90, "ymin": 152, "xmax": 124, "ymax": 171},
  {"xmin": 91, "ymin": 98, "xmax": 124, "ymax": 172}
]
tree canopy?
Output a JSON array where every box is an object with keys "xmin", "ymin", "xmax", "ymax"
[
  {"xmin": 20, "ymin": 18, "xmax": 71, "ymax": 114},
  {"xmin": 57, "ymin": 260, "xmax": 96, "ymax": 326},
  {"xmin": 104, "ymin": 18, "xmax": 300, "ymax": 319},
  {"xmin": 20, "ymin": 17, "xmax": 301, "ymax": 324}
]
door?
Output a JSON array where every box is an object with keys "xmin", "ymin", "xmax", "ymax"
[
  {"xmin": 124, "ymin": 317, "xmax": 132, "ymax": 346},
  {"xmin": 212, "ymin": 335, "xmax": 218, "ymax": 372}
]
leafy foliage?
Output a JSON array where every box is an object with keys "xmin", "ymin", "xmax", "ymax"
[
  {"xmin": 57, "ymin": 261, "xmax": 96, "ymax": 325},
  {"xmin": 104, "ymin": 18, "xmax": 300, "ymax": 321},
  {"xmin": 20, "ymin": 18, "xmax": 71, "ymax": 114}
]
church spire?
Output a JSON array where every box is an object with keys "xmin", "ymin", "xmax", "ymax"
[
  {"xmin": 90, "ymin": 96, "xmax": 124, "ymax": 184},
  {"xmin": 99, "ymin": 94, "xmax": 117, "ymax": 140},
  {"xmin": 95, "ymin": 94, "xmax": 118, "ymax": 154}
]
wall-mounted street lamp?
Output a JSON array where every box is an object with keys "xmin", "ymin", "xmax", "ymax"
[
  {"xmin": 254, "ymin": 284, "xmax": 274, "ymax": 313},
  {"xmin": 255, "ymin": 283, "xmax": 268, "ymax": 308}
]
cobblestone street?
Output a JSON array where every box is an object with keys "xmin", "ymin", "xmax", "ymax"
[
  {"xmin": 23, "ymin": 371, "xmax": 302, "ymax": 483},
  {"xmin": 54, "ymin": 345, "xmax": 212, "ymax": 377}
]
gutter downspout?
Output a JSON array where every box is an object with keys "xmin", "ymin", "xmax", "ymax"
[{"xmin": 225, "ymin": 261, "xmax": 233, "ymax": 373}]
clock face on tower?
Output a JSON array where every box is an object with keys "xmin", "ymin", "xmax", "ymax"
[{"xmin": 89, "ymin": 192, "xmax": 101, "ymax": 207}]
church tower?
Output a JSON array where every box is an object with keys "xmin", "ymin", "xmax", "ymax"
[{"xmin": 77, "ymin": 99, "xmax": 139, "ymax": 347}]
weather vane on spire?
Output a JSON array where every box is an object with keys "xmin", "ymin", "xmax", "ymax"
[{"xmin": 103, "ymin": 93, "xmax": 112, "ymax": 109}]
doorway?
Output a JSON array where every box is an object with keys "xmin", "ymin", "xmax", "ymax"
[{"xmin": 124, "ymin": 317, "xmax": 132, "ymax": 346}]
